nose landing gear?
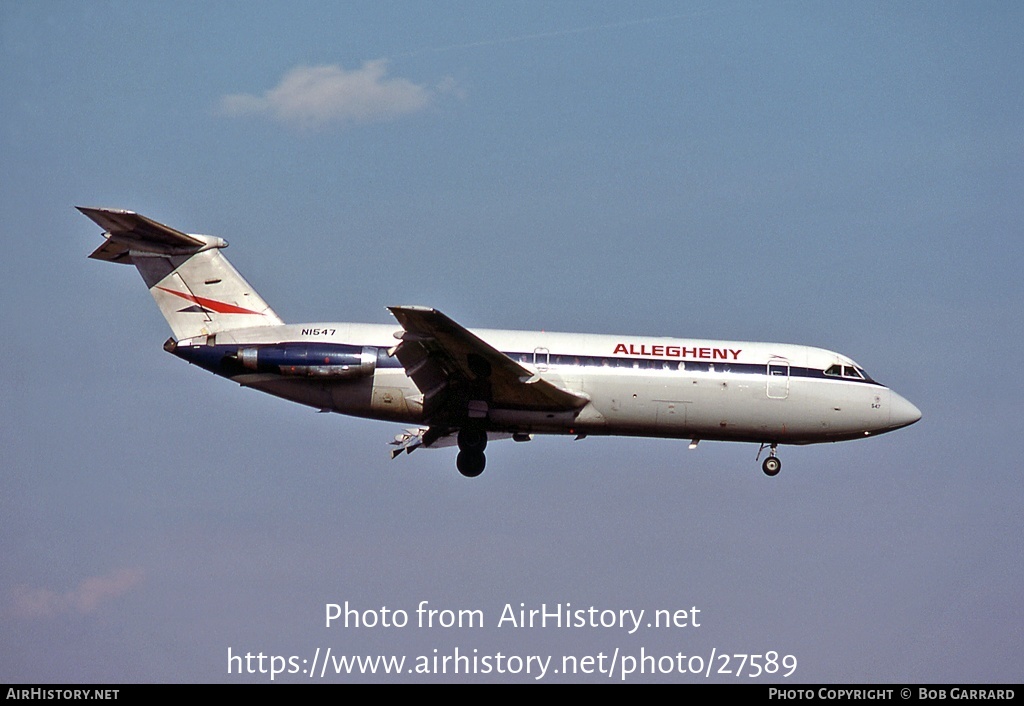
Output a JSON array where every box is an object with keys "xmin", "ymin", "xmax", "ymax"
[{"xmin": 758, "ymin": 443, "xmax": 781, "ymax": 476}]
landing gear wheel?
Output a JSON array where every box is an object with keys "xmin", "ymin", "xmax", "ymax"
[
  {"xmin": 457, "ymin": 427, "xmax": 488, "ymax": 454},
  {"xmin": 762, "ymin": 456, "xmax": 782, "ymax": 476},
  {"xmin": 457, "ymin": 450, "xmax": 486, "ymax": 478}
]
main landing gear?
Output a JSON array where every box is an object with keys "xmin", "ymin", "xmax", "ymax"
[
  {"xmin": 758, "ymin": 443, "xmax": 782, "ymax": 477},
  {"xmin": 456, "ymin": 426, "xmax": 487, "ymax": 478}
]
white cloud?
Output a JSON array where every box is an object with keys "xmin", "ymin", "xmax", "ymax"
[
  {"xmin": 12, "ymin": 568, "xmax": 144, "ymax": 618},
  {"xmin": 220, "ymin": 61, "xmax": 446, "ymax": 129}
]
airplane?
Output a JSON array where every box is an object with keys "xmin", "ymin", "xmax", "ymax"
[{"xmin": 79, "ymin": 206, "xmax": 921, "ymax": 478}]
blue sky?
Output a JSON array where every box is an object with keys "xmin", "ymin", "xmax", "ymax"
[{"xmin": 2, "ymin": 1, "xmax": 1021, "ymax": 683}]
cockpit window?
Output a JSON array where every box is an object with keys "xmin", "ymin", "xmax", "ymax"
[{"xmin": 826, "ymin": 363, "xmax": 871, "ymax": 381}]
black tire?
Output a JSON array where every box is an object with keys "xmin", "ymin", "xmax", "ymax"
[
  {"xmin": 457, "ymin": 450, "xmax": 486, "ymax": 478},
  {"xmin": 762, "ymin": 456, "xmax": 781, "ymax": 476},
  {"xmin": 457, "ymin": 427, "xmax": 488, "ymax": 454}
]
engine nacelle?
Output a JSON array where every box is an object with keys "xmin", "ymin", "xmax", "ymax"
[{"xmin": 238, "ymin": 343, "xmax": 376, "ymax": 379}]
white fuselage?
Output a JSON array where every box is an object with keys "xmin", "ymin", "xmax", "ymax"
[{"xmin": 176, "ymin": 322, "xmax": 921, "ymax": 446}]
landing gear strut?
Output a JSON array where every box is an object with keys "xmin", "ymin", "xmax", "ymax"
[
  {"xmin": 758, "ymin": 443, "xmax": 781, "ymax": 476},
  {"xmin": 456, "ymin": 426, "xmax": 487, "ymax": 478}
]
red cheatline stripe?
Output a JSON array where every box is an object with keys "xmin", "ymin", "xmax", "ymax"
[{"xmin": 155, "ymin": 286, "xmax": 264, "ymax": 315}]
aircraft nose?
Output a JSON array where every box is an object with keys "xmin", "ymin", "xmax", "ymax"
[{"xmin": 889, "ymin": 391, "xmax": 922, "ymax": 429}]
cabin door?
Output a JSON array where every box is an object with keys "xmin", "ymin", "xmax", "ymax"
[{"xmin": 767, "ymin": 359, "xmax": 790, "ymax": 399}]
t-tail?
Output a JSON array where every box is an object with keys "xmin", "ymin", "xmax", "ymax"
[{"xmin": 79, "ymin": 207, "xmax": 283, "ymax": 339}]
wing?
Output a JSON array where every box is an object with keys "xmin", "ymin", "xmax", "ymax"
[
  {"xmin": 389, "ymin": 426, "xmax": 517, "ymax": 458},
  {"xmin": 387, "ymin": 306, "xmax": 588, "ymax": 423}
]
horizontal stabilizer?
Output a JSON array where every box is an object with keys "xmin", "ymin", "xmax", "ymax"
[{"xmin": 78, "ymin": 207, "xmax": 225, "ymax": 264}]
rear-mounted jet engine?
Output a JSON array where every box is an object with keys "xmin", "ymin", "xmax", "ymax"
[{"xmin": 237, "ymin": 344, "xmax": 376, "ymax": 378}]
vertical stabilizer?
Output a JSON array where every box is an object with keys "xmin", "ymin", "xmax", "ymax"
[{"xmin": 79, "ymin": 207, "xmax": 284, "ymax": 339}]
